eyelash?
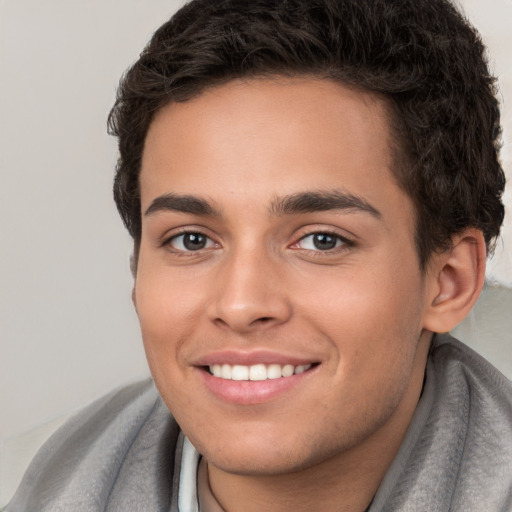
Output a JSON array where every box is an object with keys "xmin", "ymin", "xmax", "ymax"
[
  {"xmin": 161, "ymin": 228, "xmax": 354, "ymax": 256},
  {"xmin": 292, "ymin": 231, "xmax": 354, "ymax": 254},
  {"xmin": 161, "ymin": 229, "xmax": 217, "ymax": 254}
]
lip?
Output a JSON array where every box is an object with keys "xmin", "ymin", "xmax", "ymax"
[
  {"xmin": 193, "ymin": 349, "xmax": 318, "ymax": 367},
  {"xmin": 194, "ymin": 351, "xmax": 320, "ymax": 405}
]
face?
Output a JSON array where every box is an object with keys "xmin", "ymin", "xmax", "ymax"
[{"xmin": 136, "ymin": 78, "xmax": 433, "ymax": 476}]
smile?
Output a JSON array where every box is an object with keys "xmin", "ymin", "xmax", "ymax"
[
  {"xmin": 195, "ymin": 351, "xmax": 320, "ymax": 403},
  {"xmin": 208, "ymin": 363, "xmax": 313, "ymax": 381}
]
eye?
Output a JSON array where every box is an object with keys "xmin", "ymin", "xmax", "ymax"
[
  {"xmin": 296, "ymin": 232, "xmax": 347, "ymax": 251},
  {"xmin": 167, "ymin": 232, "xmax": 216, "ymax": 252}
]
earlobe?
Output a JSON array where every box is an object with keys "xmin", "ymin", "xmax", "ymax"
[{"xmin": 423, "ymin": 229, "xmax": 486, "ymax": 333}]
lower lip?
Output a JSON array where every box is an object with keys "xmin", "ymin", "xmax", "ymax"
[{"xmin": 198, "ymin": 367, "xmax": 317, "ymax": 405}]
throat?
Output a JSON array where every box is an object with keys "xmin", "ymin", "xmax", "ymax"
[{"xmin": 202, "ymin": 455, "xmax": 378, "ymax": 512}]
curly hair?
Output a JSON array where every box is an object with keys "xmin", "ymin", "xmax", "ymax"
[{"xmin": 108, "ymin": 0, "xmax": 505, "ymax": 269}]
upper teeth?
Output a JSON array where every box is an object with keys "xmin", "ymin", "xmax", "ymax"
[{"xmin": 209, "ymin": 363, "xmax": 312, "ymax": 381}]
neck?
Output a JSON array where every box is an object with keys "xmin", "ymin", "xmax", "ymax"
[{"xmin": 206, "ymin": 332, "xmax": 432, "ymax": 512}]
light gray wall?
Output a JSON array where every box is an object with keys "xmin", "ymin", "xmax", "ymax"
[
  {"xmin": 1, "ymin": 0, "xmax": 511, "ymax": 441},
  {"xmin": 0, "ymin": 0, "xmax": 185, "ymax": 440}
]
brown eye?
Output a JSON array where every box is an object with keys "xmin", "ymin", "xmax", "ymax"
[
  {"xmin": 297, "ymin": 232, "xmax": 345, "ymax": 251},
  {"xmin": 312, "ymin": 233, "xmax": 338, "ymax": 250},
  {"xmin": 294, "ymin": 231, "xmax": 355, "ymax": 254},
  {"xmin": 169, "ymin": 232, "xmax": 215, "ymax": 251}
]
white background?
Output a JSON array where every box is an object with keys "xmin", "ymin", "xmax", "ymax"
[{"xmin": 1, "ymin": 0, "xmax": 511, "ymax": 442}]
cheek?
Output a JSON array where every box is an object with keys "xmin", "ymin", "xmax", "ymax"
[
  {"xmin": 305, "ymin": 263, "xmax": 423, "ymax": 338},
  {"xmin": 302, "ymin": 283, "xmax": 423, "ymax": 449},
  {"xmin": 134, "ymin": 269, "xmax": 188, "ymax": 379},
  {"xmin": 135, "ymin": 278, "xmax": 194, "ymax": 418},
  {"xmin": 135, "ymin": 256, "xmax": 201, "ymax": 334},
  {"xmin": 301, "ymin": 257, "xmax": 425, "ymax": 384}
]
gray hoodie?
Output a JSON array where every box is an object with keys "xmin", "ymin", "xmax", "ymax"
[{"xmin": 6, "ymin": 334, "xmax": 512, "ymax": 511}]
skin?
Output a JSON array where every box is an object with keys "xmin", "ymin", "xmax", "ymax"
[{"xmin": 135, "ymin": 78, "xmax": 443, "ymax": 511}]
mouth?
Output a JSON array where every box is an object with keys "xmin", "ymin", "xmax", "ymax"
[
  {"xmin": 197, "ymin": 361, "xmax": 319, "ymax": 405},
  {"xmin": 194, "ymin": 351, "xmax": 321, "ymax": 404},
  {"xmin": 206, "ymin": 362, "xmax": 315, "ymax": 381}
]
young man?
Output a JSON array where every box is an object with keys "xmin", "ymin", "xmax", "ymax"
[{"xmin": 7, "ymin": 0, "xmax": 511, "ymax": 511}]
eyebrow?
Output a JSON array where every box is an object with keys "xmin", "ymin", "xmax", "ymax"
[
  {"xmin": 144, "ymin": 189, "xmax": 381, "ymax": 219},
  {"xmin": 270, "ymin": 190, "xmax": 381, "ymax": 218},
  {"xmin": 144, "ymin": 193, "xmax": 221, "ymax": 217}
]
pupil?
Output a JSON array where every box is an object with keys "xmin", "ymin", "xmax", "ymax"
[
  {"xmin": 184, "ymin": 233, "xmax": 206, "ymax": 250},
  {"xmin": 313, "ymin": 233, "xmax": 337, "ymax": 250}
]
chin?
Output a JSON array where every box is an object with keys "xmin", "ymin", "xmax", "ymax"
[
  {"xmin": 202, "ymin": 445, "xmax": 321, "ymax": 477},
  {"xmin": 185, "ymin": 417, "xmax": 364, "ymax": 477}
]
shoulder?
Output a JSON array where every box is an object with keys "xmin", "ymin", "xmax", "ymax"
[
  {"xmin": 431, "ymin": 332, "xmax": 512, "ymax": 402},
  {"xmin": 371, "ymin": 333, "xmax": 512, "ymax": 511},
  {"xmin": 428, "ymin": 333, "xmax": 512, "ymax": 453},
  {"xmin": 6, "ymin": 379, "xmax": 181, "ymax": 512},
  {"xmin": 411, "ymin": 334, "xmax": 512, "ymax": 510}
]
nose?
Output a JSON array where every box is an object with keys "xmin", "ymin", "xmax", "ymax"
[{"xmin": 207, "ymin": 247, "xmax": 293, "ymax": 333}]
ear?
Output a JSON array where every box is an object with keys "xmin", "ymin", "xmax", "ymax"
[
  {"xmin": 422, "ymin": 228, "xmax": 486, "ymax": 333},
  {"xmin": 130, "ymin": 252, "xmax": 137, "ymax": 278},
  {"xmin": 132, "ymin": 285, "xmax": 137, "ymax": 311},
  {"xmin": 130, "ymin": 252, "xmax": 138, "ymax": 311}
]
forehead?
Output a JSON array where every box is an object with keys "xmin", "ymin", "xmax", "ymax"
[{"xmin": 140, "ymin": 77, "xmax": 408, "ymax": 221}]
